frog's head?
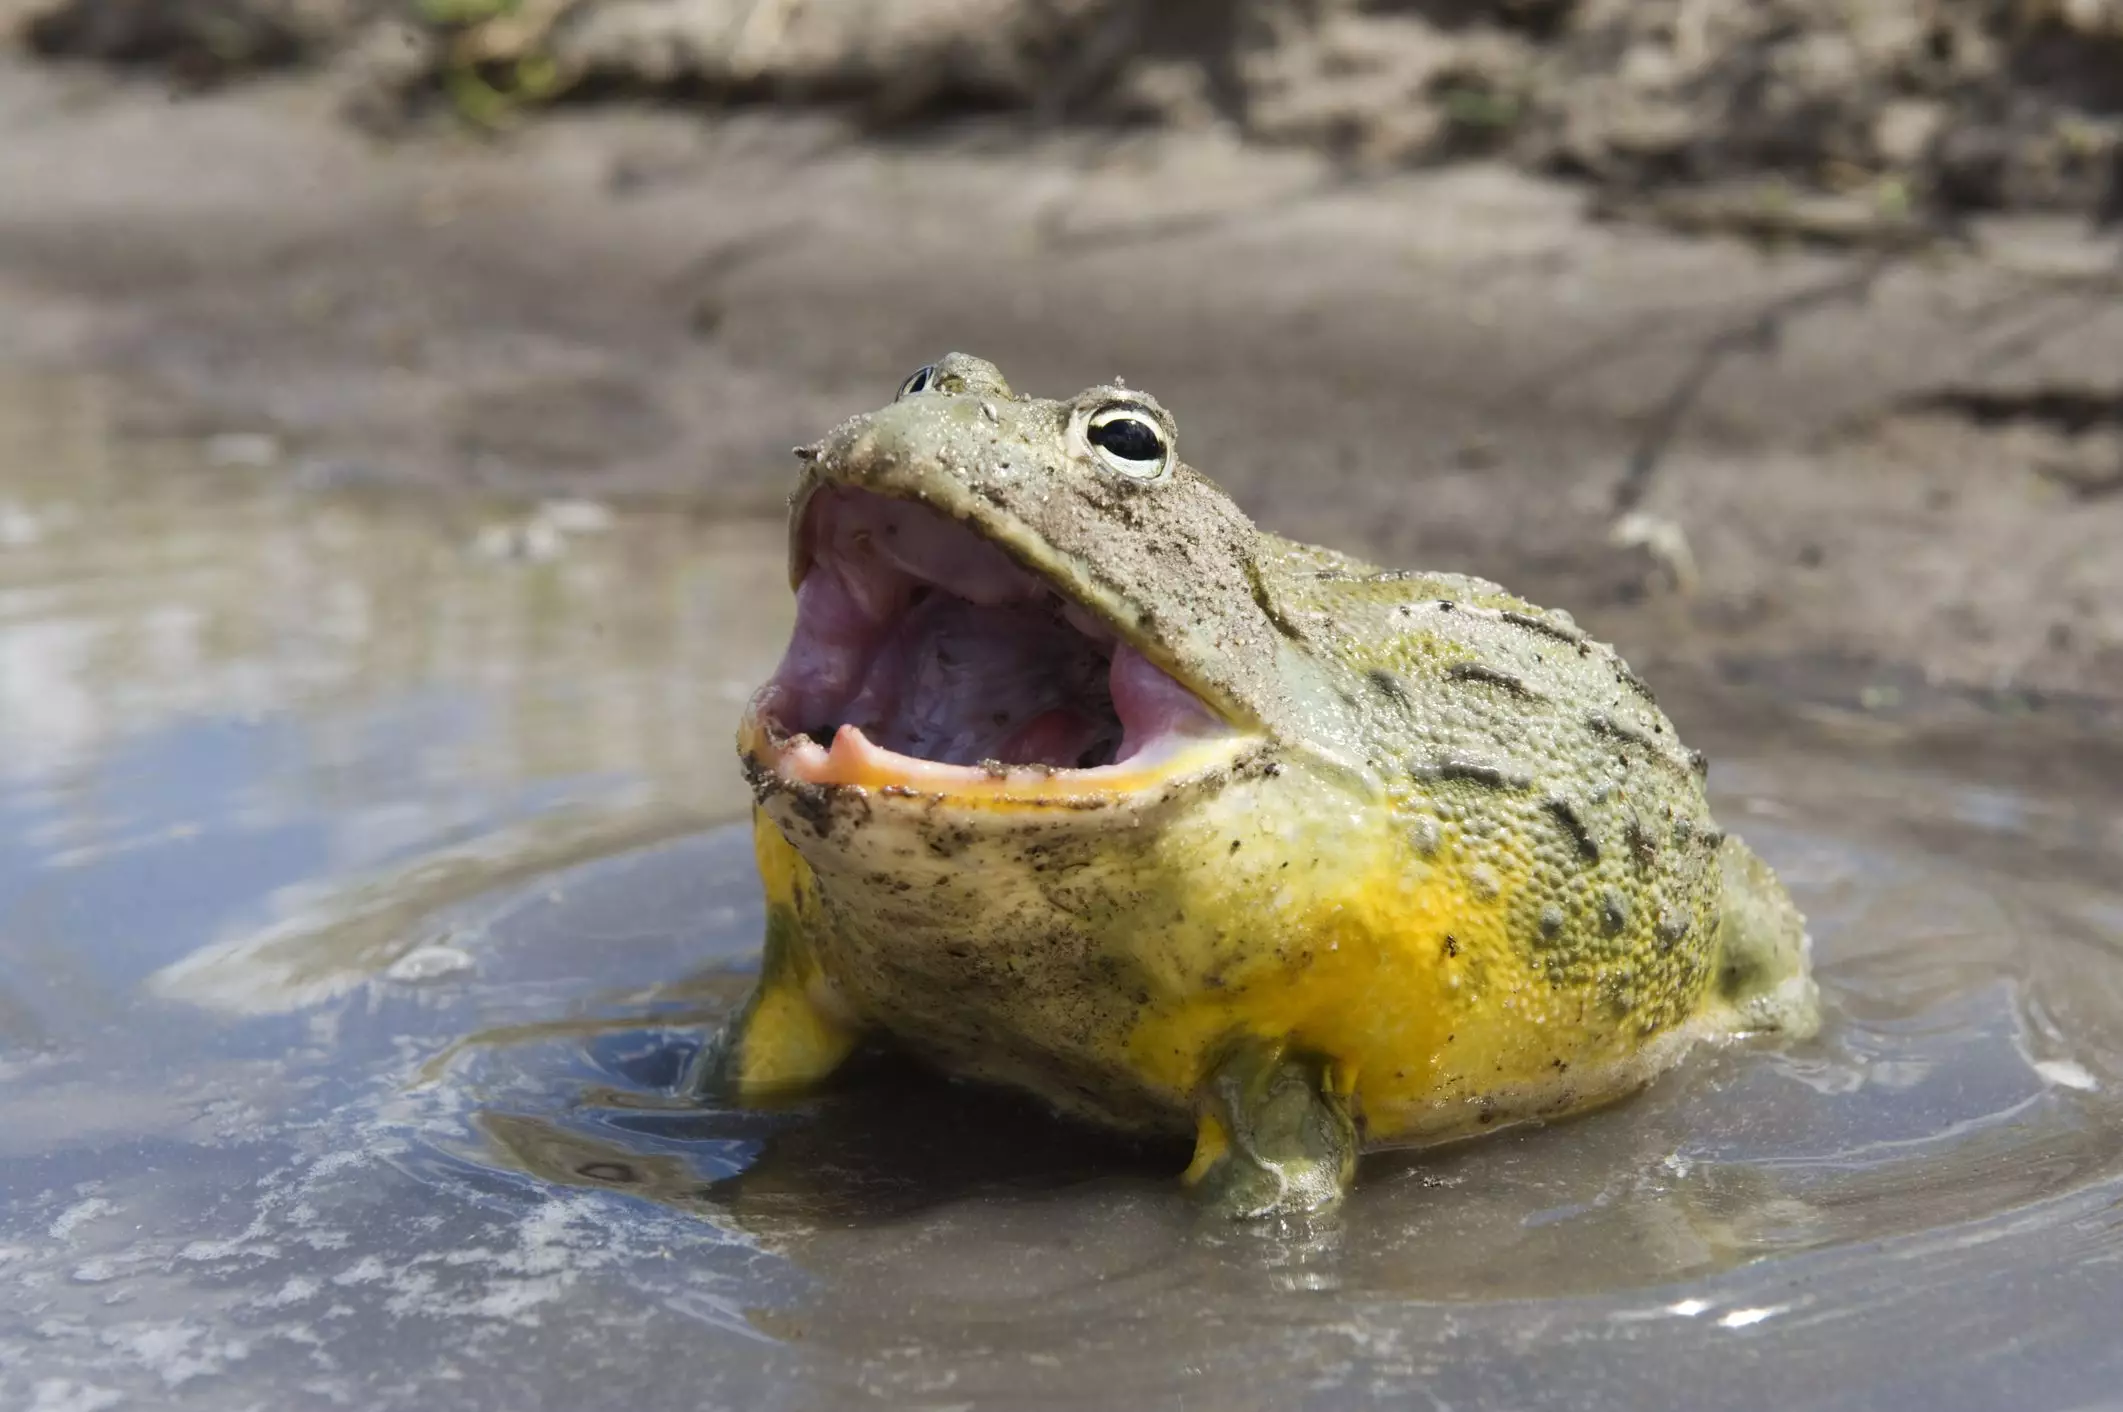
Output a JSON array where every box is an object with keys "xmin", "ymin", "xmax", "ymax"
[{"xmin": 742, "ymin": 353, "xmax": 1290, "ymax": 813}]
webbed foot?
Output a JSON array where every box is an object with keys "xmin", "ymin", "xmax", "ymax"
[{"xmin": 1183, "ymin": 1038, "xmax": 1357, "ymax": 1220}]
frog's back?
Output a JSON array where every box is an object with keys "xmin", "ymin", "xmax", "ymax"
[
  {"xmin": 1258, "ymin": 532, "xmax": 1710, "ymax": 793},
  {"xmin": 1252, "ymin": 534, "xmax": 1757, "ymax": 1129}
]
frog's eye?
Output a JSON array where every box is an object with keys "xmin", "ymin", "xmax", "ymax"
[
  {"xmin": 1085, "ymin": 407, "xmax": 1172, "ymax": 481},
  {"xmin": 897, "ymin": 364, "xmax": 939, "ymax": 400}
]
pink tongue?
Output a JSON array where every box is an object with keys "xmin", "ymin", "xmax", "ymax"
[
  {"xmin": 994, "ymin": 709, "xmax": 1103, "ymax": 768},
  {"xmin": 772, "ymin": 486, "xmax": 1231, "ymax": 772},
  {"xmin": 846, "ymin": 595, "xmax": 1117, "ymax": 767},
  {"xmin": 1110, "ymin": 645, "xmax": 1221, "ymax": 762}
]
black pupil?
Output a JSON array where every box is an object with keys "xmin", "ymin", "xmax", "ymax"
[
  {"xmin": 903, "ymin": 366, "xmax": 934, "ymax": 395},
  {"xmin": 1089, "ymin": 416, "xmax": 1162, "ymax": 463}
]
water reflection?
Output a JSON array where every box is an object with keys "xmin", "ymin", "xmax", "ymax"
[
  {"xmin": 0, "ymin": 370, "xmax": 788, "ymax": 1028},
  {"xmin": 0, "ymin": 372, "xmax": 787, "ymax": 823}
]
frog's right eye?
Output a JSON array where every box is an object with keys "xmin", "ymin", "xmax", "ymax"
[
  {"xmin": 1083, "ymin": 405, "xmax": 1173, "ymax": 482},
  {"xmin": 897, "ymin": 364, "xmax": 939, "ymax": 400}
]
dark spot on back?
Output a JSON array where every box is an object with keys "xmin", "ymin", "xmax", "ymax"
[
  {"xmin": 1501, "ymin": 609, "xmax": 1583, "ymax": 646},
  {"xmin": 1443, "ymin": 934, "xmax": 1460, "ymax": 958},
  {"xmin": 1417, "ymin": 757, "xmax": 1522, "ymax": 789},
  {"xmin": 1544, "ymin": 798, "xmax": 1599, "ymax": 862},
  {"xmin": 1445, "ymin": 661, "xmax": 1535, "ymax": 698},
  {"xmin": 1625, "ymin": 816, "xmax": 1658, "ymax": 868},
  {"xmin": 1586, "ymin": 710, "xmax": 1695, "ymax": 779},
  {"xmin": 1368, "ymin": 668, "xmax": 1413, "ymax": 709},
  {"xmin": 1614, "ymin": 663, "xmax": 1659, "ymax": 706},
  {"xmin": 1586, "ymin": 710, "xmax": 1655, "ymax": 752}
]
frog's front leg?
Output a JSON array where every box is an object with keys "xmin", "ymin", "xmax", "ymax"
[
  {"xmin": 1182, "ymin": 1036, "xmax": 1358, "ymax": 1219},
  {"xmin": 693, "ymin": 949, "xmax": 858, "ymax": 1100},
  {"xmin": 690, "ymin": 812, "xmax": 861, "ymax": 1102}
]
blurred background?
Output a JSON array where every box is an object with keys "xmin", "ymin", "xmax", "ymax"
[
  {"xmin": 5, "ymin": 5, "xmax": 2123, "ymax": 1411},
  {"xmin": 4, "ymin": 0, "xmax": 2122, "ymax": 713}
]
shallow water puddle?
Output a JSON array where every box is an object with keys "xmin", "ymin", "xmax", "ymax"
[{"xmin": 3, "ymin": 373, "xmax": 2123, "ymax": 1410}]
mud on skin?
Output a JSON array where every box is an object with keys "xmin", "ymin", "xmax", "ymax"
[{"xmin": 703, "ymin": 353, "xmax": 1821, "ymax": 1220}]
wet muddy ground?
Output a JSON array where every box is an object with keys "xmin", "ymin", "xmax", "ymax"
[{"xmin": 4, "ymin": 49, "xmax": 2123, "ymax": 1412}]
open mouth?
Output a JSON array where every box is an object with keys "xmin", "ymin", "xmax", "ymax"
[{"xmin": 747, "ymin": 486, "xmax": 1235, "ymax": 792}]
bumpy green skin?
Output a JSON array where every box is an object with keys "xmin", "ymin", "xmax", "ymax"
[
  {"xmin": 1255, "ymin": 534, "xmax": 1765, "ymax": 1043},
  {"xmin": 720, "ymin": 353, "xmax": 1821, "ymax": 1218}
]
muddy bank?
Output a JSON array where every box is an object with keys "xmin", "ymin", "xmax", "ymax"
[
  {"xmin": 0, "ymin": 52, "xmax": 2121, "ymax": 733},
  {"xmin": 16, "ymin": 0, "xmax": 2123, "ymax": 226}
]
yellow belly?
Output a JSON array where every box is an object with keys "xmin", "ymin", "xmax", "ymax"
[
  {"xmin": 752, "ymin": 759, "xmax": 1723, "ymax": 1145},
  {"xmin": 1114, "ymin": 788, "xmax": 1715, "ymax": 1143}
]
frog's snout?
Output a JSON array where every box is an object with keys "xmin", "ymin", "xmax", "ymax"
[{"xmin": 807, "ymin": 394, "xmax": 1026, "ymax": 500}]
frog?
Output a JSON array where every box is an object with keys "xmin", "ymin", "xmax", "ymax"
[{"xmin": 702, "ymin": 352, "xmax": 1819, "ymax": 1220}]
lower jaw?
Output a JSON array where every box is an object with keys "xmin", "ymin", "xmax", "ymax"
[{"xmin": 738, "ymin": 710, "xmax": 1262, "ymax": 807}]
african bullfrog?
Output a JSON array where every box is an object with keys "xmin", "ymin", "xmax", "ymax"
[{"xmin": 703, "ymin": 353, "xmax": 1819, "ymax": 1219}]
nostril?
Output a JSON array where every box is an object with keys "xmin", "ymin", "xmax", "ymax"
[{"xmin": 793, "ymin": 444, "xmax": 820, "ymax": 462}]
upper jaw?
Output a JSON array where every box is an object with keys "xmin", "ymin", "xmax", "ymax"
[{"xmin": 783, "ymin": 407, "xmax": 1217, "ymax": 704}]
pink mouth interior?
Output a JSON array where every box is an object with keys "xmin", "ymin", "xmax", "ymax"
[{"xmin": 755, "ymin": 487, "xmax": 1223, "ymax": 772}]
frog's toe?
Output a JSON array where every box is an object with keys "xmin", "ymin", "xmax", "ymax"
[
  {"xmin": 1186, "ymin": 1130, "xmax": 1351, "ymax": 1219},
  {"xmin": 1183, "ymin": 1041, "xmax": 1358, "ymax": 1220}
]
